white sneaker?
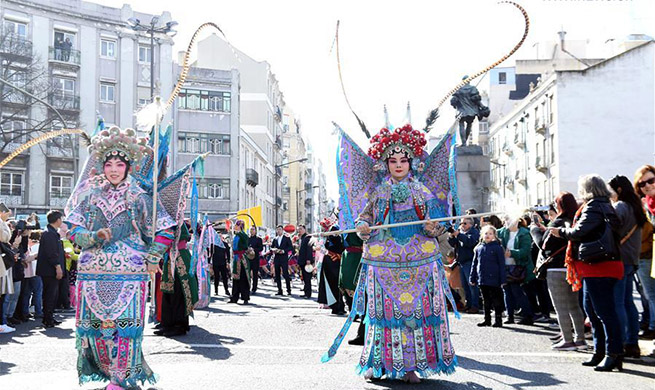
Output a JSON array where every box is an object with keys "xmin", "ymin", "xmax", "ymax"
[{"xmin": 0, "ymin": 324, "xmax": 15, "ymax": 334}]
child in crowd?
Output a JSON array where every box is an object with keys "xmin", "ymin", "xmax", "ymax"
[{"xmin": 470, "ymin": 225, "xmax": 507, "ymax": 327}]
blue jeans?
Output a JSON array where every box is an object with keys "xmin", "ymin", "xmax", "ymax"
[
  {"xmin": 583, "ymin": 277, "xmax": 623, "ymax": 355},
  {"xmin": 637, "ymin": 259, "xmax": 655, "ymax": 329},
  {"xmin": 614, "ymin": 264, "xmax": 640, "ymax": 345},
  {"xmin": 20, "ymin": 276, "xmax": 43, "ymax": 316},
  {"xmin": 2, "ymin": 281, "xmax": 21, "ymax": 323},
  {"xmin": 503, "ymin": 282, "xmax": 533, "ymax": 319},
  {"xmin": 459, "ymin": 261, "xmax": 479, "ymax": 308}
]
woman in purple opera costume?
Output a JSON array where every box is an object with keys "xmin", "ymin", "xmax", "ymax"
[{"xmin": 322, "ymin": 124, "xmax": 461, "ymax": 384}]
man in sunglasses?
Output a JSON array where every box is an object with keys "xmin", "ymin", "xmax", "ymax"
[{"xmin": 448, "ymin": 217, "xmax": 481, "ymax": 314}]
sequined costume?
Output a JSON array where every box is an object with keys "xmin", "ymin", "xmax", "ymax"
[
  {"xmin": 64, "ymin": 126, "xmax": 177, "ymax": 388},
  {"xmin": 322, "ymin": 125, "xmax": 461, "ymax": 379},
  {"xmin": 67, "ymin": 176, "xmax": 175, "ymax": 387}
]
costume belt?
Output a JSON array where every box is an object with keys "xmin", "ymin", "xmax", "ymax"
[
  {"xmin": 344, "ymin": 246, "xmax": 363, "ymax": 253},
  {"xmin": 177, "ymin": 241, "xmax": 187, "ymax": 250},
  {"xmin": 234, "ymin": 250, "xmax": 246, "ymax": 255}
]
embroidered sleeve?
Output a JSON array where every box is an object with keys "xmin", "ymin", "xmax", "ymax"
[
  {"xmin": 146, "ymin": 228, "xmax": 175, "ymax": 265},
  {"xmin": 69, "ymin": 224, "xmax": 101, "ymax": 249},
  {"xmin": 356, "ymin": 192, "xmax": 378, "ymax": 240}
]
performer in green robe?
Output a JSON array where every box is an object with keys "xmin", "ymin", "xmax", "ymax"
[
  {"xmin": 339, "ymin": 232, "xmax": 364, "ymax": 311},
  {"xmin": 157, "ymin": 223, "xmax": 199, "ymax": 337}
]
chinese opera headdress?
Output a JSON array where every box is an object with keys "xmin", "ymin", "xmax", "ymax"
[{"xmin": 89, "ymin": 126, "xmax": 151, "ymax": 173}]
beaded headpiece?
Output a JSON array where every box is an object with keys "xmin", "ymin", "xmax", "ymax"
[
  {"xmin": 367, "ymin": 124, "xmax": 427, "ymax": 161},
  {"xmin": 90, "ymin": 126, "xmax": 150, "ymax": 169}
]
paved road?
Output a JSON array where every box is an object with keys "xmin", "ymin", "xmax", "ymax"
[{"xmin": 1, "ymin": 277, "xmax": 653, "ymax": 390}]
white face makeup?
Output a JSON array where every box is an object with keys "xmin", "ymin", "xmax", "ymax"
[
  {"xmin": 103, "ymin": 158, "xmax": 128, "ymax": 186},
  {"xmin": 387, "ymin": 152, "xmax": 410, "ymax": 181}
]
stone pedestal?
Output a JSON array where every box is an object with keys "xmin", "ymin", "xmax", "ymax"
[{"xmin": 455, "ymin": 145, "xmax": 490, "ymax": 213}]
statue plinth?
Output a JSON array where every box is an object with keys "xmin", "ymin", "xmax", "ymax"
[{"xmin": 454, "ymin": 145, "xmax": 490, "ymax": 213}]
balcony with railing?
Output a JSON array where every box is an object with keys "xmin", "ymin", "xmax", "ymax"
[
  {"xmin": 502, "ymin": 142, "xmax": 512, "ymax": 156},
  {"xmin": 535, "ymin": 118, "xmax": 546, "ymax": 135},
  {"xmin": 246, "ymin": 168, "xmax": 259, "ymax": 187},
  {"xmin": 515, "ymin": 170, "xmax": 527, "ymax": 185},
  {"xmin": 1, "ymin": 134, "xmax": 28, "ymax": 154},
  {"xmin": 46, "ymin": 139, "xmax": 74, "ymax": 158},
  {"xmin": 48, "ymin": 46, "xmax": 81, "ymax": 66},
  {"xmin": 48, "ymin": 92, "xmax": 80, "ymax": 112},
  {"xmin": 0, "ymin": 190, "xmax": 25, "ymax": 206},
  {"xmin": 0, "ymin": 33, "xmax": 33, "ymax": 59},
  {"xmin": 503, "ymin": 176, "xmax": 514, "ymax": 190},
  {"xmin": 514, "ymin": 132, "xmax": 525, "ymax": 148},
  {"xmin": 1, "ymin": 91, "xmax": 30, "ymax": 106},
  {"xmin": 49, "ymin": 191, "xmax": 71, "ymax": 208},
  {"xmin": 535, "ymin": 156, "xmax": 548, "ymax": 172}
]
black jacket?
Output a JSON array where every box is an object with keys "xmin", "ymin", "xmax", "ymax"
[
  {"xmin": 561, "ymin": 197, "xmax": 620, "ymax": 258},
  {"xmin": 211, "ymin": 241, "xmax": 229, "ymax": 265},
  {"xmin": 447, "ymin": 226, "xmax": 480, "ymax": 264},
  {"xmin": 530, "ymin": 216, "xmax": 570, "ymax": 269},
  {"xmin": 271, "ymin": 235, "xmax": 293, "ymax": 262},
  {"xmin": 298, "ymin": 233, "xmax": 313, "ymax": 264},
  {"xmin": 36, "ymin": 225, "xmax": 66, "ymax": 278},
  {"xmin": 248, "ymin": 235, "xmax": 264, "ymax": 259}
]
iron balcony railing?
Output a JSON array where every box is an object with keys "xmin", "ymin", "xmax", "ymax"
[
  {"xmin": 48, "ymin": 92, "xmax": 80, "ymax": 111},
  {"xmin": 48, "ymin": 46, "xmax": 81, "ymax": 65},
  {"xmin": 0, "ymin": 33, "xmax": 33, "ymax": 58}
]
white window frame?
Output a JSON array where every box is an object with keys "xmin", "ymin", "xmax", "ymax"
[
  {"xmin": 100, "ymin": 39, "xmax": 116, "ymax": 58},
  {"xmin": 138, "ymin": 45, "xmax": 152, "ymax": 63},
  {"xmin": 100, "ymin": 83, "xmax": 115, "ymax": 103},
  {"xmin": 3, "ymin": 19, "xmax": 28, "ymax": 39},
  {"xmin": 53, "ymin": 30, "xmax": 75, "ymax": 48},
  {"xmin": 49, "ymin": 174, "xmax": 73, "ymax": 198},
  {"xmin": 0, "ymin": 171, "xmax": 24, "ymax": 196}
]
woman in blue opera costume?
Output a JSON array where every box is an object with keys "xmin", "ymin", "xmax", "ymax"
[
  {"xmin": 65, "ymin": 126, "xmax": 176, "ymax": 390},
  {"xmin": 322, "ymin": 124, "xmax": 460, "ymax": 384}
]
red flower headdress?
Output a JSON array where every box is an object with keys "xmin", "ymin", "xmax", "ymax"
[{"xmin": 367, "ymin": 124, "xmax": 427, "ymax": 161}]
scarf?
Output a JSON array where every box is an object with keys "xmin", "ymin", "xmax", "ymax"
[
  {"xmin": 565, "ymin": 203, "xmax": 585, "ymax": 292},
  {"xmin": 645, "ymin": 195, "xmax": 655, "ymax": 216}
]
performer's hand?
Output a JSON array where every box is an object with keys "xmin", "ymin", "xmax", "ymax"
[
  {"xmin": 55, "ymin": 265, "xmax": 63, "ymax": 280},
  {"xmin": 147, "ymin": 263, "xmax": 161, "ymax": 275},
  {"xmin": 424, "ymin": 220, "xmax": 437, "ymax": 234},
  {"xmin": 97, "ymin": 228, "xmax": 112, "ymax": 241},
  {"xmin": 356, "ymin": 222, "xmax": 371, "ymax": 235}
]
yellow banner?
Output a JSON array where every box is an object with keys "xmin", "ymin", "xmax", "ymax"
[{"xmin": 235, "ymin": 205, "xmax": 262, "ymax": 230}]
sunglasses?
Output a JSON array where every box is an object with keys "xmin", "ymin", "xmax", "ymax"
[{"xmin": 637, "ymin": 177, "xmax": 655, "ymax": 188}]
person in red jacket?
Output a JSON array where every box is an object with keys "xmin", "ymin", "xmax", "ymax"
[{"xmin": 550, "ymin": 174, "xmax": 624, "ymax": 372}]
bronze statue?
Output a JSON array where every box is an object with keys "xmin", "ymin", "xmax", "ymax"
[{"xmin": 450, "ymin": 76, "xmax": 490, "ymax": 146}]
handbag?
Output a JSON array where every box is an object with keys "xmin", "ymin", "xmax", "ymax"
[
  {"xmin": 506, "ymin": 264, "xmax": 526, "ymax": 283},
  {"xmin": 0, "ymin": 241, "xmax": 16, "ymax": 270},
  {"xmin": 534, "ymin": 246, "xmax": 566, "ymax": 280},
  {"xmin": 578, "ymin": 207, "xmax": 620, "ymax": 264}
]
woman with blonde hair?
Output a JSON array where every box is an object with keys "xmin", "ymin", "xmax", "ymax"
[{"xmin": 633, "ymin": 165, "xmax": 655, "ymax": 340}]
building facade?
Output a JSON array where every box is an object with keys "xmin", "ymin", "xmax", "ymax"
[
  {"xmin": 192, "ymin": 33, "xmax": 288, "ymax": 231},
  {"xmin": 0, "ymin": 0, "xmax": 174, "ymax": 216},
  {"xmin": 281, "ymin": 111, "xmax": 313, "ymax": 228},
  {"xmin": 171, "ymin": 66, "xmax": 240, "ymax": 221},
  {"xmin": 487, "ymin": 39, "xmax": 655, "ymax": 210}
]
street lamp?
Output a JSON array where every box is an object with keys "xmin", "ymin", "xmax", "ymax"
[
  {"xmin": 296, "ymin": 185, "xmax": 319, "ymax": 225},
  {"xmin": 274, "ymin": 157, "xmax": 307, "ymax": 226},
  {"xmin": 126, "ymin": 17, "xmax": 178, "ymax": 101}
]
